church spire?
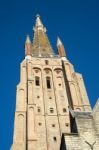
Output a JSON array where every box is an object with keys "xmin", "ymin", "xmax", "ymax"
[
  {"xmin": 57, "ymin": 37, "xmax": 66, "ymax": 57},
  {"xmin": 25, "ymin": 35, "xmax": 31, "ymax": 44},
  {"xmin": 32, "ymin": 15, "xmax": 54, "ymax": 56},
  {"xmin": 35, "ymin": 14, "xmax": 45, "ymax": 31},
  {"xmin": 25, "ymin": 35, "xmax": 31, "ymax": 56}
]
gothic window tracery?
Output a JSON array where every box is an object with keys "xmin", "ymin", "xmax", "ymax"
[
  {"xmin": 33, "ymin": 67, "xmax": 41, "ymax": 73},
  {"xmin": 35, "ymin": 69, "xmax": 39, "ymax": 73},
  {"xmin": 45, "ymin": 69, "xmax": 50, "ymax": 74},
  {"xmin": 54, "ymin": 68, "xmax": 62, "ymax": 75},
  {"xmin": 44, "ymin": 68, "xmax": 52, "ymax": 74}
]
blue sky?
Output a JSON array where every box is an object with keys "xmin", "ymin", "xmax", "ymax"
[{"xmin": 0, "ymin": 0, "xmax": 99, "ymax": 149}]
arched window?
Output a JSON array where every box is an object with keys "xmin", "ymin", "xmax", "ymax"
[
  {"xmin": 35, "ymin": 76, "xmax": 40, "ymax": 86},
  {"xmin": 46, "ymin": 77, "xmax": 51, "ymax": 89}
]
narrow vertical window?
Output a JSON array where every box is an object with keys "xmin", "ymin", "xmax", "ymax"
[
  {"xmin": 50, "ymin": 108, "xmax": 54, "ymax": 113},
  {"xmin": 35, "ymin": 76, "xmax": 40, "ymax": 86},
  {"xmin": 53, "ymin": 137, "xmax": 57, "ymax": 142},
  {"xmin": 37, "ymin": 107, "xmax": 41, "ymax": 112},
  {"xmin": 45, "ymin": 60, "xmax": 49, "ymax": 65},
  {"xmin": 46, "ymin": 77, "xmax": 51, "ymax": 89}
]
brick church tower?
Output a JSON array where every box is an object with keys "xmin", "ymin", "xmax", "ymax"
[{"xmin": 11, "ymin": 15, "xmax": 99, "ymax": 150}]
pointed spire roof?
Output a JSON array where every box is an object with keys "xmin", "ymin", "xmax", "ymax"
[
  {"xmin": 32, "ymin": 15, "xmax": 54, "ymax": 56},
  {"xmin": 57, "ymin": 36, "xmax": 66, "ymax": 57},
  {"xmin": 25, "ymin": 35, "xmax": 31, "ymax": 56},
  {"xmin": 57, "ymin": 37, "xmax": 63, "ymax": 46},
  {"xmin": 25, "ymin": 35, "xmax": 31, "ymax": 44},
  {"xmin": 35, "ymin": 15, "xmax": 44, "ymax": 30}
]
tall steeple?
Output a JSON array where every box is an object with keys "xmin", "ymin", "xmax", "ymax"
[
  {"xmin": 57, "ymin": 37, "xmax": 66, "ymax": 57},
  {"xmin": 25, "ymin": 35, "xmax": 31, "ymax": 56},
  {"xmin": 35, "ymin": 14, "xmax": 45, "ymax": 31},
  {"xmin": 32, "ymin": 15, "xmax": 54, "ymax": 56},
  {"xmin": 11, "ymin": 14, "xmax": 99, "ymax": 150}
]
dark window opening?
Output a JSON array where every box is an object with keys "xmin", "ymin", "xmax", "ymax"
[
  {"xmin": 35, "ymin": 76, "xmax": 40, "ymax": 86},
  {"xmin": 50, "ymin": 108, "xmax": 54, "ymax": 113},
  {"xmin": 49, "ymin": 97, "xmax": 52, "ymax": 99},
  {"xmin": 63, "ymin": 108, "xmax": 66, "ymax": 112},
  {"xmin": 38, "ymin": 107, "xmax": 41, "ymax": 112},
  {"xmin": 38, "ymin": 122, "xmax": 42, "ymax": 126},
  {"xmin": 37, "ymin": 96, "xmax": 40, "ymax": 99},
  {"xmin": 53, "ymin": 137, "xmax": 57, "ymax": 141},
  {"xmin": 45, "ymin": 60, "xmax": 49, "ymax": 65},
  {"xmin": 52, "ymin": 124, "xmax": 55, "ymax": 127},
  {"xmin": 46, "ymin": 77, "xmax": 51, "ymax": 89},
  {"xmin": 65, "ymin": 123, "xmax": 69, "ymax": 127}
]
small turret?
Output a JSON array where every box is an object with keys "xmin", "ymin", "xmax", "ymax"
[
  {"xmin": 25, "ymin": 35, "xmax": 31, "ymax": 56},
  {"xmin": 57, "ymin": 37, "xmax": 66, "ymax": 57}
]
